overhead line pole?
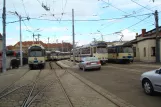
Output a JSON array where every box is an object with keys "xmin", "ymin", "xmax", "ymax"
[
  {"xmin": 15, "ymin": 12, "xmax": 23, "ymax": 67},
  {"xmin": 48, "ymin": 37, "xmax": 49, "ymax": 51},
  {"xmin": 72, "ymin": 9, "xmax": 76, "ymax": 65},
  {"xmin": 154, "ymin": 10, "xmax": 160, "ymax": 63},
  {"xmin": 2, "ymin": 0, "xmax": 6, "ymax": 72},
  {"xmin": 19, "ymin": 15, "xmax": 23, "ymax": 66}
]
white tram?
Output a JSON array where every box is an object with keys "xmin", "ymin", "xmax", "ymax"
[
  {"xmin": 71, "ymin": 41, "xmax": 108, "ymax": 64},
  {"xmin": 28, "ymin": 44, "xmax": 46, "ymax": 69}
]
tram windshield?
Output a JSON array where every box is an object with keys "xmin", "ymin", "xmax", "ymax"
[
  {"xmin": 29, "ymin": 51, "xmax": 43, "ymax": 57},
  {"xmin": 97, "ymin": 47, "xmax": 108, "ymax": 53}
]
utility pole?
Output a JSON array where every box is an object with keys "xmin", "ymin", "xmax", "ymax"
[
  {"xmin": 48, "ymin": 37, "xmax": 49, "ymax": 51},
  {"xmin": 38, "ymin": 34, "xmax": 41, "ymax": 44},
  {"xmin": 72, "ymin": 9, "xmax": 76, "ymax": 64},
  {"xmin": 35, "ymin": 38, "xmax": 38, "ymax": 43},
  {"xmin": 2, "ymin": 0, "xmax": 6, "ymax": 72},
  {"xmin": 19, "ymin": 15, "xmax": 23, "ymax": 66},
  {"xmin": 33, "ymin": 33, "xmax": 34, "ymax": 44},
  {"xmin": 15, "ymin": 12, "xmax": 23, "ymax": 66},
  {"xmin": 154, "ymin": 10, "xmax": 160, "ymax": 63}
]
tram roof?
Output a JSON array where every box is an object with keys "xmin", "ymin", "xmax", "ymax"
[
  {"xmin": 28, "ymin": 44, "xmax": 45, "ymax": 49},
  {"xmin": 76, "ymin": 41, "xmax": 107, "ymax": 49}
]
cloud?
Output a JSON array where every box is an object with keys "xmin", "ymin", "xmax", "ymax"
[
  {"xmin": 103, "ymin": 29, "xmax": 136, "ymax": 42},
  {"xmin": 121, "ymin": 29, "xmax": 136, "ymax": 41}
]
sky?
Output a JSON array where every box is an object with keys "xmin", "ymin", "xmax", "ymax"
[{"xmin": 0, "ymin": 0, "xmax": 161, "ymax": 46}]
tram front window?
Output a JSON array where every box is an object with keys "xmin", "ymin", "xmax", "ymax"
[
  {"xmin": 29, "ymin": 51, "xmax": 43, "ymax": 57},
  {"xmin": 97, "ymin": 48, "xmax": 108, "ymax": 53}
]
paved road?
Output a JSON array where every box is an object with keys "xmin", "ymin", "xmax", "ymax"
[{"xmin": 71, "ymin": 63, "xmax": 161, "ymax": 107}]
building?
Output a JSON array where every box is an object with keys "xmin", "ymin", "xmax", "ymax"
[
  {"xmin": 0, "ymin": 33, "xmax": 2, "ymax": 52},
  {"xmin": 129, "ymin": 27, "xmax": 161, "ymax": 62},
  {"xmin": 46, "ymin": 42, "xmax": 72, "ymax": 52},
  {"xmin": 10, "ymin": 41, "xmax": 72, "ymax": 54}
]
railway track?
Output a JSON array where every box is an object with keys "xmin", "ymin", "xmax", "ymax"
[
  {"xmin": 55, "ymin": 62, "xmax": 122, "ymax": 107},
  {"xmin": 0, "ymin": 69, "xmax": 30, "ymax": 99},
  {"xmin": 0, "ymin": 62, "xmax": 56, "ymax": 106},
  {"xmin": 23, "ymin": 62, "xmax": 73, "ymax": 107}
]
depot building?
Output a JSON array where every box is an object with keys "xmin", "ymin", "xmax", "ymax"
[{"xmin": 127, "ymin": 27, "xmax": 161, "ymax": 63}]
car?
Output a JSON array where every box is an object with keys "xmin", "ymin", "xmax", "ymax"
[
  {"xmin": 140, "ymin": 68, "xmax": 161, "ymax": 95},
  {"xmin": 78, "ymin": 57, "xmax": 101, "ymax": 71}
]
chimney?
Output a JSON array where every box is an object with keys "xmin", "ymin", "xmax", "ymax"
[{"xmin": 142, "ymin": 29, "xmax": 146, "ymax": 37}]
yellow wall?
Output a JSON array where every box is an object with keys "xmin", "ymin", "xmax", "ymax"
[{"xmin": 137, "ymin": 39, "xmax": 156, "ymax": 62}]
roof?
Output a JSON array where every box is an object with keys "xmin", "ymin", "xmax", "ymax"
[
  {"xmin": 14, "ymin": 41, "xmax": 72, "ymax": 48},
  {"xmin": 137, "ymin": 26, "xmax": 161, "ymax": 37}
]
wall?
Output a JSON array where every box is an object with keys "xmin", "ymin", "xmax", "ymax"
[
  {"xmin": 137, "ymin": 39, "xmax": 156, "ymax": 62},
  {"xmin": 133, "ymin": 44, "xmax": 140, "ymax": 61}
]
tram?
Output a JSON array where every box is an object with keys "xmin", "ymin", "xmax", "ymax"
[
  {"xmin": 71, "ymin": 41, "xmax": 108, "ymax": 64},
  {"xmin": 108, "ymin": 44, "xmax": 133, "ymax": 63},
  {"xmin": 28, "ymin": 44, "xmax": 46, "ymax": 69}
]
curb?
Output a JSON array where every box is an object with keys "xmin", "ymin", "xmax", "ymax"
[{"xmin": 57, "ymin": 61, "xmax": 136, "ymax": 107}]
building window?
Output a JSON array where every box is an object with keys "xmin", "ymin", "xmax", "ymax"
[
  {"xmin": 133, "ymin": 47, "xmax": 136, "ymax": 57},
  {"xmin": 144, "ymin": 47, "xmax": 146, "ymax": 57},
  {"xmin": 151, "ymin": 47, "xmax": 155, "ymax": 56}
]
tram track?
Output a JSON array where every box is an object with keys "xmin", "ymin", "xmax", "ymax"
[
  {"xmin": 55, "ymin": 62, "xmax": 123, "ymax": 107},
  {"xmin": 0, "ymin": 69, "xmax": 30, "ymax": 98},
  {"xmin": 20, "ymin": 62, "xmax": 71, "ymax": 107}
]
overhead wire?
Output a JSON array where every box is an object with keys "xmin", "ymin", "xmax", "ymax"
[
  {"xmin": 36, "ymin": 0, "xmax": 59, "ymax": 20},
  {"xmin": 21, "ymin": 0, "xmax": 29, "ymax": 18},
  {"xmin": 101, "ymin": 0, "xmax": 154, "ymax": 24},
  {"xmin": 97, "ymin": 0, "xmax": 155, "ymax": 35},
  {"xmin": 21, "ymin": 0, "xmax": 33, "ymax": 30},
  {"xmin": 10, "ymin": 0, "xmax": 30, "ymax": 31},
  {"xmin": 104, "ymin": 15, "xmax": 152, "ymax": 36},
  {"xmin": 131, "ymin": 0, "xmax": 154, "ymax": 12},
  {"xmin": 59, "ymin": 0, "xmax": 68, "ymax": 22},
  {"xmin": 19, "ymin": 12, "xmax": 153, "ymax": 22}
]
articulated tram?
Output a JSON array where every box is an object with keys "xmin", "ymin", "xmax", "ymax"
[
  {"xmin": 50, "ymin": 51, "xmax": 71, "ymax": 61},
  {"xmin": 108, "ymin": 44, "xmax": 133, "ymax": 63},
  {"xmin": 45, "ymin": 51, "xmax": 52, "ymax": 61},
  {"xmin": 28, "ymin": 44, "xmax": 46, "ymax": 69},
  {"xmin": 71, "ymin": 41, "xmax": 108, "ymax": 64}
]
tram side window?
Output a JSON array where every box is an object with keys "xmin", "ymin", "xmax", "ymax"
[
  {"xmin": 108, "ymin": 48, "xmax": 116, "ymax": 53},
  {"xmin": 118, "ymin": 47, "xmax": 123, "ymax": 53},
  {"xmin": 82, "ymin": 48, "xmax": 90, "ymax": 54}
]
